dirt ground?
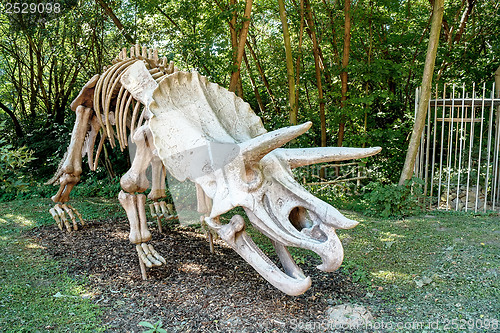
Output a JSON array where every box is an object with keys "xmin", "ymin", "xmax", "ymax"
[{"xmin": 28, "ymin": 219, "xmax": 366, "ymax": 332}]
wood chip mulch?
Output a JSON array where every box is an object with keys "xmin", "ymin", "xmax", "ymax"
[{"xmin": 27, "ymin": 219, "xmax": 365, "ymax": 332}]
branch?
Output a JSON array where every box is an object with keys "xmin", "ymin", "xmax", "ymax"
[
  {"xmin": 0, "ymin": 101, "xmax": 24, "ymax": 137},
  {"xmin": 95, "ymin": 0, "xmax": 134, "ymax": 44}
]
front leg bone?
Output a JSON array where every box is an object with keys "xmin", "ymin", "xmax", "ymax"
[{"xmin": 120, "ymin": 125, "xmax": 153, "ymax": 193}]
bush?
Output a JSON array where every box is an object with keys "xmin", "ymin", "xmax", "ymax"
[
  {"xmin": 0, "ymin": 121, "xmax": 35, "ymax": 200},
  {"xmin": 362, "ymin": 177, "xmax": 425, "ymax": 218}
]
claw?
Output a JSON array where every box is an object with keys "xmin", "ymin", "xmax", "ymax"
[
  {"xmin": 67, "ymin": 204, "xmax": 85, "ymax": 226},
  {"xmin": 141, "ymin": 243, "xmax": 162, "ymax": 266},
  {"xmin": 49, "ymin": 208, "xmax": 63, "ymax": 230},
  {"xmin": 49, "ymin": 204, "xmax": 85, "ymax": 231},
  {"xmin": 61, "ymin": 204, "xmax": 78, "ymax": 231},
  {"xmin": 152, "ymin": 201, "xmax": 163, "ymax": 233},
  {"xmin": 159, "ymin": 201, "xmax": 168, "ymax": 217},
  {"xmin": 54, "ymin": 204, "xmax": 71, "ymax": 231},
  {"xmin": 136, "ymin": 243, "xmax": 164, "ymax": 268},
  {"xmin": 136, "ymin": 244, "xmax": 153, "ymax": 268},
  {"xmin": 165, "ymin": 203, "xmax": 172, "ymax": 214},
  {"xmin": 149, "ymin": 203, "xmax": 157, "ymax": 218},
  {"xmin": 147, "ymin": 244, "xmax": 166, "ymax": 264}
]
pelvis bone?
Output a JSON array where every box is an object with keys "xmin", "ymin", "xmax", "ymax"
[{"xmin": 122, "ymin": 62, "xmax": 381, "ymax": 296}]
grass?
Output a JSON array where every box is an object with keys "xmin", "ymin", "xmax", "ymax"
[
  {"xmin": 339, "ymin": 210, "xmax": 499, "ymax": 328},
  {"xmin": 0, "ymin": 197, "xmax": 125, "ymax": 332},
  {"xmin": 0, "ymin": 197, "xmax": 498, "ymax": 331}
]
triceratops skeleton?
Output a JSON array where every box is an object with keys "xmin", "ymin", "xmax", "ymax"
[{"xmin": 48, "ymin": 45, "xmax": 381, "ymax": 296}]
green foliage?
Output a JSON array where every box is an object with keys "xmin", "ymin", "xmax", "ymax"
[
  {"xmin": 341, "ymin": 260, "xmax": 369, "ymax": 285},
  {"xmin": 363, "ymin": 178, "xmax": 425, "ymax": 218},
  {"xmin": 0, "ymin": 121, "xmax": 35, "ymax": 200},
  {"xmin": 139, "ymin": 320, "xmax": 168, "ymax": 333},
  {"xmin": 0, "ymin": 0, "xmax": 498, "ymax": 206},
  {"xmin": 72, "ymin": 176, "xmax": 121, "ymax": 199}
]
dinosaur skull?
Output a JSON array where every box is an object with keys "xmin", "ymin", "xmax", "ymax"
[
  {"xmin": 121, "ymin": 63, "xmax": 381, "ymax": 295},
  {"xmin": 194, "ymin": 126, "xmax": 380, "ymax": 295}
]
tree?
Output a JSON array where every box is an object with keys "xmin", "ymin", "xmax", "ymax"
[
  {"xmin": 277, "ymin": 0, "xmax": 297, "ymax": 124},
  {"xmin": 228, "ymin": 0, "xmax": 253, "ymax": 94},
  {"xmin": 337, "ymin": 0, "xmax": 351, "ymax": 147},
  {"xmin": 399, "ymin": 0, "xmax": 444, "ymax": 185}
]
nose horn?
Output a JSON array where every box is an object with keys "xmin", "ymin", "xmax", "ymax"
[{"xmin": 240, "ymin": 122, "xmax": 311, "ymax": 164}]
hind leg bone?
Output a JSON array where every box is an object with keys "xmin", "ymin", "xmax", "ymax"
[{"xmin": 119, "ymin": 125, "xmax": 165, "ymax": 279}]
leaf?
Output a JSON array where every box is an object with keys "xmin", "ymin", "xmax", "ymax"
[
  {"xmin": 422, "ymin": 276, "xmax": 433, "ymax": 285},
  {"xmin": 138, "ymin": 321, "xmax": 155, "ymax": 329}
]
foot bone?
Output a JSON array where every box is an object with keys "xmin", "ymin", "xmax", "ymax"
[
  {"xmin": 136, "ymin": 243, "xmax": 166, "ymax": 268},
  {"xmin": 49, "ymin": 204, "xmax": 85, "ymax": 231}
]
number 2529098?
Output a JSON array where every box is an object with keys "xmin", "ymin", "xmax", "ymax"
[{"xmin": 4, "ymin": 2, "xmax": 61, "ymax": 14}]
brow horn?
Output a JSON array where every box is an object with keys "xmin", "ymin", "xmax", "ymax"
[{"xmin": 239, "ymin": 122, "xmax": 312, "ymax": 164}]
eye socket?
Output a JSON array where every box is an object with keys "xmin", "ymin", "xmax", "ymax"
[
  {"xmin": 289, "ymin": 207, "xmax": 313, "ymax": 231},
  {"xmin": 245, "ymin": 165, "xmax": 263, "ymax": 191}
]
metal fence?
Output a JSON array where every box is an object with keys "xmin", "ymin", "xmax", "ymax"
[{"xmin": 414, "ymin": 83, "xmax": 500, "ymax": 212}]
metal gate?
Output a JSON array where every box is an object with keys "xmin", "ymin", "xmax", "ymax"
[{"xmin": 414, "ymin": 83, "xmax": 500, "ymax": 212}]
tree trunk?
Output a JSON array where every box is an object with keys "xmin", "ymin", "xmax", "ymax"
[
  {"xmin": 399, "ymin": 0, "xmax": 444, "ymax": 185},
  {"xmin": 228, "ymin": 0, "xmax": 243, "ymax": 96},
  {"xmin": 0, "ymin": 101, "xmax": 23, "ymax": 137},
  {"xmin": 304, "ymin": 0, "xmax": 326, "ymax": 147},
  {"xmin": 294, "ymin": 0, "xmax": 305, "ymax": 110},
  {"xmin": 229, "ymin": 0, "xmax": 253, "ymax": 94},
  {"xmin": 337, "ymin": 0, "xmax": 351, "ymax": 147},
  {"xmin": 278, "ymin": 0, "xmax": 297, "ymax": 125}
]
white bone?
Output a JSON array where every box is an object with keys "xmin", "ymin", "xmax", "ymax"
[
  {"xmin": 216, "ymin": 215, "xmax": 312, "ymax": 296},
  {"xmin": 137, "ymin": 194, "xmax": 151, "ymax": 242},
  {"xmin": 147, "ymin": 70, "xmax": 381, "ymax": 295},
  {"xmin": 147, "ymin": 155, "xmax": 166, "ymax": 201},
  {"xmin": 277, "ymin": 146, "xmax": 382, "ymax": 169},
  {"xmin": 67, "ymin": 204, "xmax": 84, "ymax": 226},
  {"xmin": 120, "ymin": 125, "xmax": 153, "ymax": 193},
  {"xmin": 239, "ymin": 122, "xmax": 312, "ymax": 165},
  {"xmin": 49, "ymin": 208, "xmax": 63, "ymax": 230},
  {"xmin": 61, "ymin": 204, "xmax": 78, "ymax": 231},
  {"xmin": 120, "ymin": 60, "xmax": 158, "ymax": 107},
  {"xmin": 54, "ymin": 204, "xmax": 71, "ymax": 231},
  {"xmin": 118, "ymin": 191, "xmax": 141, "ymax": 244}
]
